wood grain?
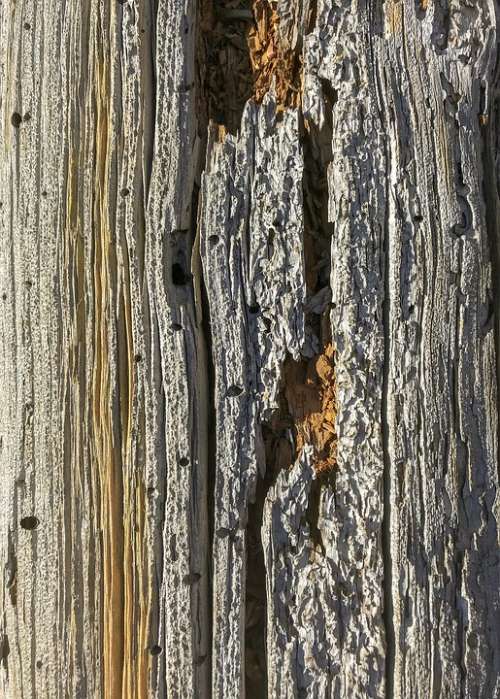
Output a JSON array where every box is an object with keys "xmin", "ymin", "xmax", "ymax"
[{"xmin": 1, "ymin": 0, "xmax": 499, "ymax": 697}]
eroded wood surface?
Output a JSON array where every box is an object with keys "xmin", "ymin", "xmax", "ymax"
[{"xmin": 1, "ymin": 0, "xmax": 500, "ymax": 697}]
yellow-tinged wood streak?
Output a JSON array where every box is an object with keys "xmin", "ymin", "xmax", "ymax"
[
  {"xmin": 120, "ymin": 223, "xmax": 148, "ymax": 699},
  {"xmin": 92, "ymin": 51, "xmax": 125, "ymax": 699},
  {"xmin": 88, "ymin": 13, "xmax": 149, "ymax": 692},
  {"xmin": 386, "ymin": 0, "xmax": 403, "ymax": 34}
]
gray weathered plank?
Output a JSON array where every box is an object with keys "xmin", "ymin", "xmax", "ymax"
[{"xmin": 1, "ymin": 0, "xmax": 500, "ymax": 697}]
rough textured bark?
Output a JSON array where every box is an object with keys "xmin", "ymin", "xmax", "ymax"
[{"xmin": 1, "ymin": 0, "xmax": 500, "ymax": 697}]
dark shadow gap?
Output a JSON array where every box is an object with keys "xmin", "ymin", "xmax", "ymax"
[
  {"xmin": 199, "ymin": 244, "xmax": 217, "ymax": 695},
  {"xmin": 480, "ymin": 79, "xmax": 500, "ymax": 495},
  {"xmin": 198, "ymin": 0, "xmax": 254, "ymax": 134}
]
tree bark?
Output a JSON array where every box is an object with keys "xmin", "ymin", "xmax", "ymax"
[{"xmin": 1, "ymin": 0, "xmax": 500, "ymax": 697}]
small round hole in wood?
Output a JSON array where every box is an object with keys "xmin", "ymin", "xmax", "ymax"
[{"xmin": 20, "ymin": 516, "xmax": 39, "ymax": 530}]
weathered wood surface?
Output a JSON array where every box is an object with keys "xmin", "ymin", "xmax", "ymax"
[{"xmin": 1, "ymin": 0, "xmax": 500, "ymax": 697}]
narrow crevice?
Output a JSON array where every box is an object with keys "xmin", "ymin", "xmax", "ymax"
[
  {"xmin": 280, "ymin": 114, "xmax": 336, "ymax": 552},
  {"xmin": 373, "ymin": 58, "xmax": 396, "ymax": 698},
  {"xmin": 381, "ymin": 157, "xmax": 396, "ymax": 699},
  {"xmin": 140, "ymin": 0, "xmax": 157, "ymax": 201},
  {"xmin": 480, "ymin": 85, "xmax": 500, "ymax": 489},
  {"xmin": 243, "ymin": 369, "xmax": 297, "ymax": 697},
  {"xmin": 147, "ymin": 304, "xmax": 166, "ymax": 685},
  {"xmin": 199, "ymin": 245, "xmax": 217, "ymax": 695},
  {"xmin": 194, "ymin": 3, "xmax": 217, "ymax": 694},
  {"xmin": 0, "ymin": 633, "xmax": 9, "ymax": 675},
  {"xmin": 245, "ymin": 469, "xmax": 273, "ymax": 696},
  {"xmin": 186, "ymin": 132, "xmax": 216, "ymax": 694},
  {"xmin": 305, "ymin": 474, "xmax": 327, "ymax": 554}
]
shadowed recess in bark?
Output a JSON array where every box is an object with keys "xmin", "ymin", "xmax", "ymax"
[
  {"xmin": 288, "ymin": 113, "xmax": 337, "ymax": 477},
  {"xmin": 198, "ymin": 0, "xmax": 306, "ymax": 133},
  {"xmin": 245, "ymin": 467, "xmax": 274, "ymax": 696},
  {"xmin": 198, "ymin": 0, "xmax": 255, "ymax": 133}
]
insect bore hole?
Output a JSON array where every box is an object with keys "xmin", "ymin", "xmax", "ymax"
[{"xmin": 20, "ymin": 516, "xmax": 39, "ymax": 530}]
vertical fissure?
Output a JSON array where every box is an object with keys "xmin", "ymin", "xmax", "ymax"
[
  {"xmin": 244, "ymin": 89, "xmax": 337, "ymax": 697},
  {"xmin": 381, "ymin": 247, "xmax": 395, "ymax": 699},
  {"xmin": 480, "ymin": 86, "xmax": 500, "ymax": 487},
  {"xmin": 199, "ymin": 270, "xmax": 216, "ymax": 694},
  {"xmin": 140, "ymin": 0, "xmax": 157, "ymax": 202},
  {"xmin": 193, "ymin": 0, "xmax": 225, "ymax": 692},
  {"xmin": 380, "ymin": 131, "xmax": 395, "ymax": 699},
  {"xmin": 196, "ymin": 1, "xmax": 257, "ymax": 694},
  {"xmin": 192, "ymin": 159, "xmax": 216, "ymax": 689},
  {"xmin": 373, "ymin": 50, "xmax": 396, "ymax": 699},
  {"xmin": 245, "ymin": 463, "xmax": 271, "ymax": 696}
]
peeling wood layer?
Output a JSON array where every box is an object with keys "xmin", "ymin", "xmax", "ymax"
[{"xmin": 1, "ymin": 0, "xmax": 500, "ymax": 698}]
